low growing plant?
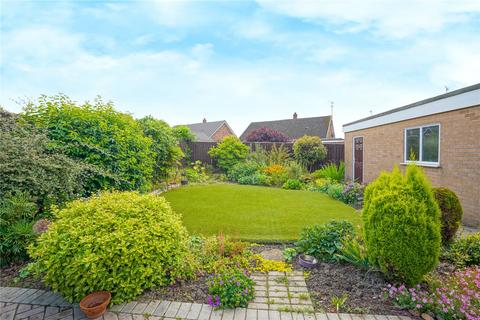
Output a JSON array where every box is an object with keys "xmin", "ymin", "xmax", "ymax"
[
  {"xmin": 312, "ymin": 162, "xmax": 345, "ymax": 183},
  {"xmin": 253, "ymin": 255, "xmax": 293, "ymax": 273},
  {"xmin": 282, "ymin": 179, "xmax": 304, "ymax": 190},
  {"xmin": 296, "ymin": 220, "xmax": 354, "ymax": 261},
  {"xmin": 282, "ymin": 247, "xmax": 297, "ymax": 263},
  {"xmin": 331, "ymin": 294, "xmax": 348, "ymax": 313},
  {"xmin": 442, "ymin": 232, "xmax": 480, "ymax": 268},
  {"xmin": 29, "ymin": 191, "xmax": 193, "ymax": 303},
  {"xmin": 335, "ymin": 236, "xmax": 370, "ymax": 270},
  {"xmin": 387, "ymin": 266, "xmax": 480, "ymax": 320},
  {"xmin": 207, "ymin": 267, "xmax": 255, "ymax": 309},
  {"xmin": 0, "ymin": 192, "xmax": 38, "ymax": 267}
]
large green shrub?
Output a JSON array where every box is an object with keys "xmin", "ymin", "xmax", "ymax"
[
  {"xmin": 208, "ymin": 136, "xmax": 250, "ymax": 172},
  {"xmin": 138, "ymin": 116, "xmax": 186, "ymax": 184},
  {"xmin": 0, "ymin": 110, "xmax": 84, "ymax": 209},
  {"xmin": 432, "ymin": 187, "xmax": 463, "ymax": 244},
  {"xmin": 29, "ymin": 191, "xmax": 192, "ymax": 303},
  {"xmin": 0, "ymin": 192, "xmax": 38, "ymax": 266},
  {"xmin": 362, "ymin": 165, "xmax": 441, "ymax": 285},
  {"xmin": 296, "ymin": 220, "xmax": 354, "ymax": 261},
  {"xmin": 22, "ymin": 95, "xmax": 154, "ymax": 192},
  {"xmin": 443, "ymin": 232, "xmax": 480, "ymax": 268},
  {"xmin": 293, "ymin": 135, "xmax": 327, "ymax": 171}
]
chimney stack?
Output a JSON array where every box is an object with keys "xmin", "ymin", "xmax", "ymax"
[
  {"xmin": 293, "ymin": 112, "xmax": 298, "ymax": 119},
  {"xmin": 203, "ymin": 118, "xmax": 207, "ymax": 123}
]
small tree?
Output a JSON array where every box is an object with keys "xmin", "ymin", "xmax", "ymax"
[
  {"xmin": 245, "ymin": 127, "xmax": 290, "ymax": 142},
  {"xmin": 208, "ymin": 136, "xmax": 250, "ymax": 172},
  {"xmin": 293, "ymin": 135, "xmax": 327, "ymax": 171},
  {"xmin": 363, "ymin": 165, "xmax": 441, "ymax": 285}
]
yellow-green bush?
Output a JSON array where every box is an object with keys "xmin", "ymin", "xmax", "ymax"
[
  {"xmin": 362, "ymin": 165, "xmax": 441, "ymax": 285},
  {"xmin": 29, "ymin": 191, "xmax": 192, "ymax": 303}
]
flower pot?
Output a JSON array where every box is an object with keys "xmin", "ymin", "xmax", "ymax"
[
  {"xmin": 298, "ymin": 254, "xmax": 318, "ymax": 268},
  {"xmin": 80, "ymin": 291, "xmax": 111, "ymax": 319}
]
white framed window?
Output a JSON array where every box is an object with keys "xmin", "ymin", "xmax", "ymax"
[{"xmin": 404, "ymin": 124, "xmax": 440, "ymax": 166}]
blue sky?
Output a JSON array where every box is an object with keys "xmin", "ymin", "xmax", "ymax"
[{"xmin": 1, "ymin": 1, "xmax": 479, "ymax": 137}]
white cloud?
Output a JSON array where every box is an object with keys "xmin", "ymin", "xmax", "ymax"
[
  {"xmin": 430, "ymin": 44, "xmax": 480, "ymax": 87},
  {"xmin": 0, "ymin": 25, "xmax": 429, "ymax": 138},
  {"xmin": 257, "ymin": 0, "xmax": 480, "ymax": 38},
  {"xmin": 191, "ymin": 43, "xmax": 214, "ymax": 60}
]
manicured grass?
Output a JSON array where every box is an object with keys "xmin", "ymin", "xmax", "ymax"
[{"xmin": 162, "ymin": 183, "xmax": 361, "ymax": 241}]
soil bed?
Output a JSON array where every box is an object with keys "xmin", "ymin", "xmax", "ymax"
[
  {"xmin": 0, "ymin": 261, "xmax": 48, "ymax": 290},
  {"xmin": 139, "ymin": 274, "xmax": 210, "ymax": 304},
  {"xmin": 297, "ymin": 260, "xmax": 411, "ymax": 316}
]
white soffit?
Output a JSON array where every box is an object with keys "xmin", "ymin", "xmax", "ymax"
[{"xmin": 343, "ymin": 87, "xmax": 480, "ymax": 133}]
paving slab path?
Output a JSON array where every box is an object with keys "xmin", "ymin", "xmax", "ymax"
[{"xmin": 0, "ymin": 272, "xmax": 411, "ymax": 320}]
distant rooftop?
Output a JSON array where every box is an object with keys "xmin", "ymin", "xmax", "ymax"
[{"xmin": 240, "ymin": 114, "xmax": 333, "ymax": 141}]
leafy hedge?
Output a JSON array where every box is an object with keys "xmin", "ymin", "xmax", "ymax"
[
  {"xmin": 363, "ymin": 165, "xmax": 441, "ymax": 285},
  {"xmin": 29, "ymin": 191, "xmax": 192, "ymax": 303},
  {"xmin": 0, "ymin": 109, "xmax": 84, "ymax": 209},
  {"xmin": 22, "ymin": 95, "xmax": 155, "ymax": 192}
]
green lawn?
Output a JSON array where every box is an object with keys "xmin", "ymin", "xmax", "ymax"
[{"xmin": 162, "ymin": 183, "xmax": 361, "ymax": 241}]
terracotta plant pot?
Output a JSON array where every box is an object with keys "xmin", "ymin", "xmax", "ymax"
[
  {"xmin": 298, "ymin": 254, "xmax": 318, "ymax": 268},
  {"xmin": 80, "ymin": 291, "xmax": 111, "ymax": 319}
]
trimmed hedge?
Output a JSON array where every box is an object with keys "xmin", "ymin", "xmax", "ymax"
[
  {"xmin": 363, "ymin": 165, "xmax": 441, "ymax": 285},
  {"xmin": 432, "ymin": 187, "xmax": 463, "ymax": 244},
  {"xmin": 29, "ymin": 191, "xmax": 192, "ymax": 303}
]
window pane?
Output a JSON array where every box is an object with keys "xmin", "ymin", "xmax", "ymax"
[
  {"xmin": 422, "ymin": 125, "xmax": 439, "ymax": 162},
  {"xmin": 406, "ymin": 128, "xmax": 420, "ymax": 161}
]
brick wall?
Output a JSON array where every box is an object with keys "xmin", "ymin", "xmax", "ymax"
[
  {"xmin": 211, "ymin": 123, "xmax": 235, "ymax": 141},
  {"xmin": 344, "ymin": 105, "xmax": 480, "ymax": 226}
]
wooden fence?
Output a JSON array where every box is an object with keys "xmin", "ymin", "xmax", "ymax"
[{"xmin": 185, "ymin": 141, "xmax": 344, "ymax": 171}]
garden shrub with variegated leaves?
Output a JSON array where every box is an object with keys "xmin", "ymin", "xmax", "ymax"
[{"xmin": 29, "ymin": 191, "xmax": 192, "ymax": 303}]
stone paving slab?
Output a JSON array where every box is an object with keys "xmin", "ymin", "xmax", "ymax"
[{"xmin": 1, "ymin": 281, "xmax": 411, "ymax": 320}]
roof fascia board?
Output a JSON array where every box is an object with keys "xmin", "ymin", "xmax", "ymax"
[{"xmin": 343, "ymin": 88, "xmax": 480, "ymax": 133}]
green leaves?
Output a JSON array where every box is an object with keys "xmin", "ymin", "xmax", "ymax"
[
  {"xmin": 29, "ymin": 191, "xmax": 192, "ymax": 304},
  {"xmin": 21, "ymin": 95, "xmax": 154, "ymax": 193},
  {"xmin": 293, "ymin": 135, "xmax": 327, "ymax": 171},
  {"xmin": 296, "ymin": 220, "xmax": 354, "ymax": 261},
  {"xmin": 362, "ymin": 165, "xmax": 441, "ymax": 285},
  {"xmin": 208, "ymin": 136, "xmax": 250, "ymax": 173}
]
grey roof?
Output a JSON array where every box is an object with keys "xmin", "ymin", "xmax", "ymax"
[
  {"xmin": 184, "ymin": 120, "xmax": 226, "ymax": 142},
  {"xmin": 240, "ymin": 116, "xmax": 332, "ymax": 141},
  {"xmin": 343, "ymin": 82, "xmax": 480, "ymax": 127}
]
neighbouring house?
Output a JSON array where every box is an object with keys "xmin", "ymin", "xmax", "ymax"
[
  {"xmin": 240, "ymin": 113, "xmax": 336, "ymax": 141},
  {"xmin": 184, "ymin": 118, "xmax": 236, "ymax": 142},
  {"xmin": 343, "ymin": 83, "xmax": 480, "ymax": 226}
]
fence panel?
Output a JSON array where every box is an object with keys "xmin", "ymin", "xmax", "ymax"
[{"xmin": 185, "ymin": 140, "xmax": 344, "ymax": 170}]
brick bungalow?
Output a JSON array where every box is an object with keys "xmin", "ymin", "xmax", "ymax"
[
  {"xmin": 343, "ymin": 83, "xmax": 480, "ymax": 226},
  {"xmin": 184, "ymin": 119, "xmax": 236, "ymax": 142}
]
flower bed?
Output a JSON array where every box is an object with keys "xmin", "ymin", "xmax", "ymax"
[{"xmin": 387, "ymin": 266, "xmax": 480, "ymax": 320}]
